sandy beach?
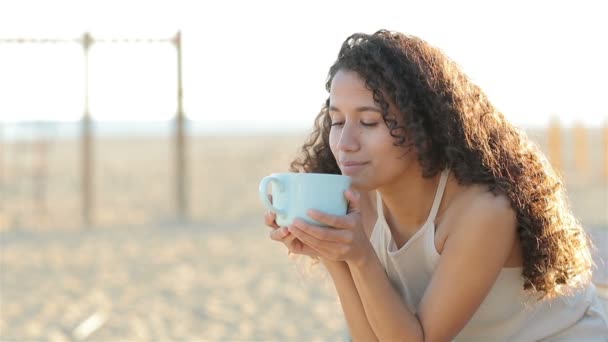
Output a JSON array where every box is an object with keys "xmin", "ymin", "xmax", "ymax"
[
  {"xmin": 1, "ymin": 223, "xmax": 347, "ymax": 341},
  {"xmin": 1, "ymin": 131, "xmax": 606, "ymax": 340}
]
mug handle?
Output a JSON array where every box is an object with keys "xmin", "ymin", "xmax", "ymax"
[{"xmin": 258, "ymin": 176, "xmax": 286, "ymax": 216}]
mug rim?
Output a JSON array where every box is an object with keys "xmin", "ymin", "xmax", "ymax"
[{"xmin": 270, "ymin": 172, "xmax": 350, "ymax": 179}]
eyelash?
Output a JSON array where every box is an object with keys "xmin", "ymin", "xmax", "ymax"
[{"xmin": 330, "ymin": 121, "xmax": 378, "ymax": 127}]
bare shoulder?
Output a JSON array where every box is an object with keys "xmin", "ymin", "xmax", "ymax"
[
  {"xmin": 437, "ymin": 184, "xmax": 518, "ymax": 251},
  {"xmin": 419, "ymin": 185, "xmax": 522, "ymax": 339},
  {"xmin": 456, "ymin": 185, "xmax": 515, "ymax": 225}
]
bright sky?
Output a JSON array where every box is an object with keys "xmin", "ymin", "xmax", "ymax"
[{"xmin": 0, "ymin": 0, "xmax": 607, "ymax": 129}]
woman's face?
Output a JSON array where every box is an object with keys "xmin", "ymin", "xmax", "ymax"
[{"xmin": 328, "ymin": 69, "xmax": 415, "ymax": 191}]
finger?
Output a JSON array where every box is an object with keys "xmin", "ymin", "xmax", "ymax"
[
  {"xmin": 281, "ymin": 233, "xmax": 322, "ymax": 257},
  {"xmin": 264, "ymin": 211, "xmax": 280, "ymax": 229},
  {"xmin": 344, "ymin": 189, "xmax": 361, "ymax": 214},
  {"xmin": 290, "ymin": 229, "xmax": 340, "ymax": 258},
  {"xmin": 306, "ymin": 209, "xmax": 354, "ymax": 229},
  {"xmin": 269, "ymin": 227, "xmax": 290, "ymax": 241},
  {"xmin": 283, "ymin": 232, "xmax": 297, "ymax": 244},
  {"xmin": 292, "ymin": 218, "xmax": 346, "ymax": 243},
  {"xmin": 269, "ymin": 229, "xmax": 300, "ymax": 254},
  {"xmin": 296, "ymin": 239, "xmax": 327, "ymax": 257},
  {"xmin": 268, "ymin": 225, "xmax": 323, "ymax": 259},
  {"xmin": 288, "ymin": 224, "xmax": 342, "ymax": 251},
  {"xmin": 290, "ymin": 238, "xmax": 323, "ymax": 257}
]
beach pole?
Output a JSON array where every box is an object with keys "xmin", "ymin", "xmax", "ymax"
[
  {"xmin": 573, "ymin": 121, "xmax": 589, "ymax": 181},
  {"xmin": 603, "ymin": 120, "xmax": 608, "ymax": 180},
  {"xmin": 0, "ymin": 123, "xmax": 3, "ymax": 193},
  {"xmin": 81, "ymin": 32, "xmax": 94, "ymax": 226},
  {"xmin": 0, "ymin": 123, "xmax": 3, "ymax": 222},
  {"xmin": 33, "ymin": 123, "xmax": 49, "ymax": 215},
  {"xmin": 173, "ymin": 31, "xmax": 188, "ymax": 222},
  {"xmin": 547, "ymin": 117, "xmax": 563, "ymax": 176}
]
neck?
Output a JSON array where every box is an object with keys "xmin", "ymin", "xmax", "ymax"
[{"xmin": 378, "ymin": 167, "xmax": 443, "ymax": 231}]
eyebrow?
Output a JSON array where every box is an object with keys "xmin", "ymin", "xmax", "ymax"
[{"xmin": 329, "ymin": 105, "xmax": 383, "ymax": 114}]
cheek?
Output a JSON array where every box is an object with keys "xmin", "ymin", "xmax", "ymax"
[
  {"xmin": 329, "ymin": 129, "xmax": 339, "ymax": 155},
  {"xmin": 375, "ymin": 144, "xmax": 412, "ymax": 172}
]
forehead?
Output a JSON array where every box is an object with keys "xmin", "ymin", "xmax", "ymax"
[{"xmin": 329, "ymin": 70, "xmax": 375, "ymax": 105}]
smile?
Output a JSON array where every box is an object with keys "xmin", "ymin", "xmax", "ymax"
[{"xmin": 341, "ymin": 161, "xmax": 369, "ymax": 175}]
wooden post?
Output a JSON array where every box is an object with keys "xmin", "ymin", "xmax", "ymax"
[
  {"xmin": 603, "ymin": 120, "xmax": 608, "ymax": 180},
  {"xmin": 0, "ymin": 123, "xmax": 3, "ymax": 223},
  {"xmin": 81, "ymin": 32, "xmax": 94, "ymax": 226},
  {"xmin": 33, "ymin": 123, "xmax": 48, "ymax": 214},
  {"xmin": 173, "ymin": 31, "xmax": 188, "ymax": 222},
  {"xmin": 572, "ymin": 121, "xmax": 589, "ymax": 179},
  {"xmin": 0, "ymin": 122, "xmax": 3, "ymax": 194},
  {"xmin": 547, "ymin": 117, "xmax": 563, "ymax": 176}
]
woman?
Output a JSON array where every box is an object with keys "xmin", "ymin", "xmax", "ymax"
[{"xmin": 264, "ymin": 30, "xmax": 608, "ymax": 341}]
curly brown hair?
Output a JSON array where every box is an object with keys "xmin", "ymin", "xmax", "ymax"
[{"xmin": 290, "ymin": 30, "xmax": 592, "ymax": 298}]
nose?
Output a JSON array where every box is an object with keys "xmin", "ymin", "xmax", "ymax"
[{"xmin": 336, "ymin": 121, "xmax": 360, "ymax": 152}]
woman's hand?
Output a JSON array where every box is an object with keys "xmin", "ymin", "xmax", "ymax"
[
  {"xmin": 264, "ymin": 207, "xmax": 320, "ymax": 258},
  {"xmin": 286, "ymin": 190, "xmax": 374, "ymax": 266}
]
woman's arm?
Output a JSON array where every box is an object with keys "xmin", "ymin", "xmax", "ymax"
[
  {"xmin": 347, "ymin": 252, "xmax": 425, "ymax": 340},
  {"xmin": 322, "ymin": 192, "xmax": 378, "ymax": 341},
  {"xmin": 289, "ymin": 190, "xmax": 424, "ymax": 340},
  {"xmin": 291, "ymin": 219, "xmax": 423, "ymax": 340},
  {"xmin": 346, "ymin": 193, "xmax": 517, "ymax": 341},
  {"xmin": 291, "ymin": 191, "xmax": 518, "ymax": 341},
  {"xmin": 265, "ymin": 201, "xmax": 377, "ymax": 341},
  {"xmin": 322, "ymin": 259, "xmax": 378, "ymax": 341}
]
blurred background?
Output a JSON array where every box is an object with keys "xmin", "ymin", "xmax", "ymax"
[{"xmin": 0, "ymin": 0, "xmax": 606, "ymax": 340}]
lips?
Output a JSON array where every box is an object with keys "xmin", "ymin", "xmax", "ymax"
[
  {"xmin": 342, "ymin": 161, "xmax": 368, "ymax": 166},
  {"xmin": 340, "ymin": 161, "xmax": 369, "ymax": 175}
]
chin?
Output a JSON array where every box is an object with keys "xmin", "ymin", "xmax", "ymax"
[{"xmin": 348, "ymin": 177, "xmax": 374, "ymax": 192}]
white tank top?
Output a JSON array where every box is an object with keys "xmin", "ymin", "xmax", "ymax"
[{"xmin": 370, "ymin": 169, "xmax": 608, "ymax": 341}]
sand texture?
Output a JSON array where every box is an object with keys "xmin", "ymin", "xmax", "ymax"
[{"xmin": 0, "ymin": 130, "xmax": 606, "ymax": 340}]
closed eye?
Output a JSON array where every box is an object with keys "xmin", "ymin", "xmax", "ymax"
[{"xmin": 331, "ymin": 121, "xmax": 379, "ymax": 127}]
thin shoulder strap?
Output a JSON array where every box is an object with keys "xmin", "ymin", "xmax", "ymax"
[
  {"xmin": 376, "ymin": 190, "xmax": 385, "ymax": 221},
  {"xmin": 426, "ymin": 169, "xmax": 450, "ymax": 224},
  {"xmin": 376, "ymin": 169, "xmax": 450, "ymax": 224}
]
